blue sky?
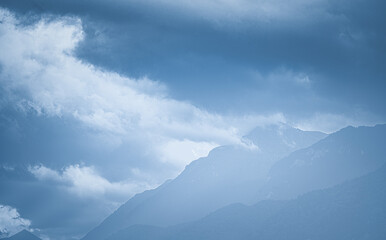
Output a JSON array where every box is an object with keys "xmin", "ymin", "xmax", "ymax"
[{"xmin": 0, "ymin": 0, "xmax": 385, "ymax": 239}]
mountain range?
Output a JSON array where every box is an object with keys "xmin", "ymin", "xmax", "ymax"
[
  {"xmin": 83, "ymin": 124, "xmax": 326, "ymax": 240},
  {"xmin": 83, "ymin": 124, "xmax": 386, "ymax": 240},
  {"xmin": 107, "ymin": 163, "xmax": 386, "ymax": 240}
]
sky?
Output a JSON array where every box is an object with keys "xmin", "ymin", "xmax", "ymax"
[{"xmin": 0, "ymin": 0, "xmax": 385, "ymax": 239}]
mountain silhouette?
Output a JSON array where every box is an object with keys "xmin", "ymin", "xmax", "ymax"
[
  {"xmin": 82, "ymin": 124, "xmax": 326, "ymax": 240},
  {"xmin": 259, "ymin": 124, "xmax": 386, "ymax": 200},
  {"xmin": 106, "ymin": 164, "xmax": 386, "ymax": 240},
  {"xmin": 84, "ymin": 124, "xmax": 386, "ymax": 240},
  {"xmin": 1, "ymin": 230, "xmax": 41, "ymax": 240}
]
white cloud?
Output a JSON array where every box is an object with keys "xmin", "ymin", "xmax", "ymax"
[
  {"xmin": 0, "ymin": 8, "xmax": 284, "ymax": 169},
  {"xmin": 0, "ymin": 205, "xmax": 31, "ymax": 238},
  {"xmin": 28, "ymin": 165, "xmax": 62, "ymax": 181},
  {"xmin": 29, "ymin": 164, "xmax": 152, "ymax": 200}
]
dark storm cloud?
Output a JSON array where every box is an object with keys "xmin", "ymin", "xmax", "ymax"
[{"xmin": 1, "ymin": 0, "xmax": 385, "ymax": 120}]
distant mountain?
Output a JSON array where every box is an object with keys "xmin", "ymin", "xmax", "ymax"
[
  {"xmin": 243, "ymin": 123, "xmax": 326, "ymax": 159},
  {"xmin": 82, "ymin": 124, "xmax": 326, "ymax": 240},
  {"xmin": 106, "ymin": 164, "xmax": 386, "ymax": 240},
  {"xmin": 1, "ymin": 230, "xmax": 41, "ymax": 240},
  {"xmin": 259, "ymin": 124, "xmax": 386, "ymax": 200}
]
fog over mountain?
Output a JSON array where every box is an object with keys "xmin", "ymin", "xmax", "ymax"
[
  {"xmin": 0, "ymin": 0, "xmax": 385, "ymax": 239},
  {"xmin": 83, "ymin": 124, "xmax": 325, "ymax": 240},
  {"xmin": 259, "ymin": 124, "xmax": 386, "ymax": 200},
  {"xmin": 107, "ymin": 163, "xmax": 386, "ymax": 240},
  {"xmin": 83, "ymin": 124, "xmax": 386, "ymax": 240}
]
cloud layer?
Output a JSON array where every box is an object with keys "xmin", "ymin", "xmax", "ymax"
[
  {"xmin": 29, "ymin": 164, "xmax": 151, "ymax": 201},
  {"xmin": 0, "ymin": 8, "xmax": 285, "ymax": 171}
]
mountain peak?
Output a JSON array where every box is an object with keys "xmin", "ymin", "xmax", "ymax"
[
  {"xmin": 82, "ymin": 125, "xmax": 327, "ymax": 240},
  {"xmin": 2, "ymin": 230, "xmax": 41, "ymax": 240},
  {"xmin": 243, "ymin": 123, "xmax": 326, "ymax": 155}
]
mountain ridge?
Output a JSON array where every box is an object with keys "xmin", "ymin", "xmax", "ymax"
[
  {"xmin": 82, "ymin": 124, "xmax": 326, "ymax": 240},
  {"xmin": 258, "ymin": 124, "xmax": 386, "ymax": 201},
  {"xmin": 106, "ymin": 163, "xmax": 386, "ymax": 240}
]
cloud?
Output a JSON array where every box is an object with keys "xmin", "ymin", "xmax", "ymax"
[
  {"xmin": 2, "ymin": 0, "xmax": 386, "ymax": 122},
  {"xmin": 0, "ymin": 0, "xmax": 331, "ymax": 26},
  {"xmin": 0, "ymin": 205, "xmax": 31, "ymax": 238},
  {"xmin": 294, "ymin": 112, "xmax": 382, "ymax": 133},
  {"xmin": 0, "ymin": 8, "xmax": 285, "ymax": 169},
  {"xmin": 29, "ymin": 164, "xmax": 152, "ymax": 200}
]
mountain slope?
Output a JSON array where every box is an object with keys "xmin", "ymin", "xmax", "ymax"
[
  {"xmin": 1, "ymin": 230, "xmax": 41, "ymax": 240},
  {"xmin": 107, "ymin": 164, "xmax": 386, "ymax": 240},
  {"xmin": 259, "ymin": 124, "xmax": 386, "ymax": 200},
  {"xmin": 82, "ymin": 124, "xmax": 326, "ymax": 240}
]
